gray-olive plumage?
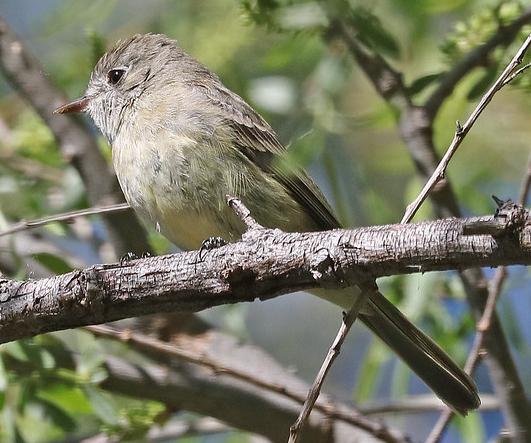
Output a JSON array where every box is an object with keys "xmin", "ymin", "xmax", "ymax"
[{"xmin": 56, "ymin": 33, "xmax": 480, "ymax": 414}]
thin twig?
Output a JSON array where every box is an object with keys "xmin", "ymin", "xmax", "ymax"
[
  {"xmin": 86, "ymin": 325, "xmax": 404, "ymax": 443},
  {"xmin": 425, "ymin": 155, "xmax": 531, "ymax": 443},
  {"xmin": 0, "ymin": 203, "xmax": 131, "ymax": 238},
  {"xmin": 425, "ymin": 269, "xmax": 507, "ymax": 443},
  {"xmin": 502, "ymin": 62, "xmax": 531, "ymax": 86},
  {"xmin": 517, "ymin": 153, "xmax": 531, "ymax": 206},
  {"xmin": 226, "ymin": 195, "xmax": 262, "ymax": 230},
  {"xmin": 402, "ymin": 33, "xmax": 531, "ymax": 224},
  {"xmin": 288, "ymin": 293, "xmax": 367, "ymax": 443},
  {"xmin": 360, "ymin": 394, "xmax": 499, "ymax": 415}
]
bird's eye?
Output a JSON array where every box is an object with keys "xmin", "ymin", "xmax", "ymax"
[{"xmin": 107, "ymin": 69, "xmax": 125, "ymax": 85}]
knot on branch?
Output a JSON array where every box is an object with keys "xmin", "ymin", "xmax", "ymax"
[
  {"xmin": 462, "ymin": 197, "xmax": 529, "ymax": 237},
  {"xmin": 308, "ymin": 247, "xmax": 342, "ymax": 288},
  {"xmin": 60, "ymin": 267, "xmax": 106, "ymax": 321},
  {"xmin": 222, "ymin": 265, "xmax": 257, "ymax": 299},
  {"xmin": 493, "ymin": 197, "xmax": 529, "ymax": 234}
]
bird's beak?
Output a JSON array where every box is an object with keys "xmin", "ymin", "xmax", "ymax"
[{"xmin": 54, "ymin": 96, "xmax": 90, "ymax": 114}]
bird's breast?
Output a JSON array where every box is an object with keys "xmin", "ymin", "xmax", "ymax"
[{"xmin": 111, "ymin": 128, "xmax": 318, "ymax": 251}]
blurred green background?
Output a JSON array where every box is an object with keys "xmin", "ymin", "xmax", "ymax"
[{"xmin": 0, "ymin": 0, "xmax": 529, "ymax": 442}]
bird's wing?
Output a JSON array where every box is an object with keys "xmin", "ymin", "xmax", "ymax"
[{"xmin": 194, "ymin": 81, "xmax": 341, "ymax": 230}]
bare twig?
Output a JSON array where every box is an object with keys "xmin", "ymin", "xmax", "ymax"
[
  {"xmin": 0, "ymin": 203, "xmax": 131, "ymax": 238},
  {"xmin": 402, "ymin": 33, "xmax": 531, "ymax": 224},
  {"xmin": 501, "ymin": 62, "xmax": 531, "ymax": 86},
  {"xmin": 360, "ymin": 394, "xmax": 499, "ymax": 415},
  {"xmin": 425, "ymin": 156, "xmax": 531, "ymax": 443},
  {"xmin": 226, "ymin": 195, "xmax": 261, "ymax": 230},
  {"xmin": 425, "ymin": 268, "xmax": 507, "ymax": 443},
  {"xmin": 288, "ymin": 295, "xmax": 367, "ymax": 443}
]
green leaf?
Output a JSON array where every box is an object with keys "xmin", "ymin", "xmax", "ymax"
[
  {"xmin": 34, "ymin": 396, "xmax": 77, "ymax": 432},
  {"xmin": 82, "ymin": 385, "xmax": 121, "ymax": 425},
  {"xmin": 37, "ymin": 384, "xmax": 92, "ymax": 415},
  {"xmin": 347, "ymin": 7, "xmax": 400, "ymax": 58},
  {"xmin": 32, "ymin": 252, "xmax": 73, "ymax": 275},
  {"xmin": 408, "ymin": 73, "xmax": 444, "ymax": 96}
]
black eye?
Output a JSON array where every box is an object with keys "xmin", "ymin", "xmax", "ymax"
[{"xmin": 107, "ymin": 69, "xmax": 125, "ymax": 85}]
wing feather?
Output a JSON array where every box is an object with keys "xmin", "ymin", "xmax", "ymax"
[{"xmin": 192, "ymin": 80, "xmax": 341, "ymax": 230}]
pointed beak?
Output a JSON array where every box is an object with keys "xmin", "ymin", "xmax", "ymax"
[{"xmin": 54, "ymin": 96, "xmax": 90, "ymax": 114}]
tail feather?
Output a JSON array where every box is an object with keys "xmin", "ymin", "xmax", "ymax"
[{"xmin": 360, "ymin": 290, "xmax": 480, "ymax": 415}]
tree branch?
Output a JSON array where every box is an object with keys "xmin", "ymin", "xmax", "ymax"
[
  {"xmin": 1, "ymin": 213, "xmax": 528, "ymax": 344},
  {"xmin": 426, "ymin": 157, "xmax": 531, "ymax": 443}
]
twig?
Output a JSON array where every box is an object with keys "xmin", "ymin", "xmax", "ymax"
[
  {"xmin": 517, "ymin": 153, "xmax": 531, "ymax": 206},
  {"xmin": 425, "ymin": 156, "xmax": 531, "ymax": 443},
  {"xmin": 360, "ymin": 394, "xmax": 499, "ymax": 415},
  {"xmin": 86, "ymin": 325, "xmax": 403, "ymax": 442},
  {"xmin": 502, "ymin": 62, "xmax": 531, "ymax": 86},
  {"xmin": 0, "ymin": 203, "xmax": 131, "ymax": 238},
  {"xmin": 226, "ymin": 195, "xmax": 262, "ymax": 230},
  {"xmin": 425, "ymin": 268, "xmax": 507, "ymax": 443},
  {"xmin": 288, "ymin": 294, "xmax": 367, "ymax": 443},
  {"xmin": 402, "ymin": 33, "xmax": 531, "ymax": 224}
]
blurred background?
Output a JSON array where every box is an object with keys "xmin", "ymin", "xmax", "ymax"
[{"xmin": 0, "ymin": 0, "xmax": 529, "ymax": 442}]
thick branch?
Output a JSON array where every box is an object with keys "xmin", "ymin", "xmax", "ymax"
[{"xmin": 1, "ymin": 214, "xmax": 528, "ymax": 344}]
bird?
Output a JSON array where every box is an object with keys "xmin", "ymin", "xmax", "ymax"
[{"xmin": 55, "ymin": 33, "xmax": 480, "ymax": 414}]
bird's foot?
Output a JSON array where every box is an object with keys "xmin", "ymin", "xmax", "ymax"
[{"xmin": 198, "ymin": 236, "xmax": 228, "ymax": 261}]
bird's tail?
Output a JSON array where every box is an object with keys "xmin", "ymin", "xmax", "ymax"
[{"xmin": 359, "ymin": 290, "xmax": 480, "ymax": 415}]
